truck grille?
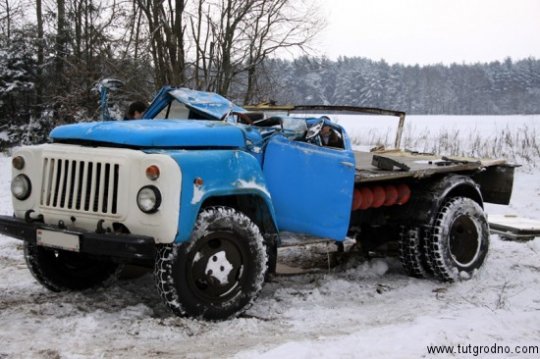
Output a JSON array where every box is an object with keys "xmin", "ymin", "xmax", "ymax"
[{"xmin": 40, "ymin": 158, "xmax": 120, "ymax": 215}]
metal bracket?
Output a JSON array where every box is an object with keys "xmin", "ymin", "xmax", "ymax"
[
  {"xmin": 24, "ymin": 210, "xmax": 44, "ymax": 224},
  {"xmin": 371, "ymin": 154, "xmax": 410, "ymax": 171}
]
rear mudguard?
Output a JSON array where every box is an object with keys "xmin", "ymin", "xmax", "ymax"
[
  {"xmin": 400, "ymin": 174, "xmax": 484, "ymax": 228},
  {"xmin": 472, "ymin": 165, "xmax": 515, "ymax": 205}
]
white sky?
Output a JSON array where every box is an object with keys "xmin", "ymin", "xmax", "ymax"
[{"xmin": 317, "ymin": 0, "xmax": 540, "ymax": 65}]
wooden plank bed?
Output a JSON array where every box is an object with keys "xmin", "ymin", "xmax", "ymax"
[{"xmin": 354, "ymin": 150, "xmax": 507, "ymax": 183}]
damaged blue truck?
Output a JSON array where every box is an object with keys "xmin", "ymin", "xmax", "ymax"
[{"xmin": 0, "ymin": 87, "xmax": 515, "ymax": 319}]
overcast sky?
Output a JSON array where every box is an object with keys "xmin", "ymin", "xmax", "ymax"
[{"xmin": 316, "ymin": 0, "xmax": 540, "ymax": 65}]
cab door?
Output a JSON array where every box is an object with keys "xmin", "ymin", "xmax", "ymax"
[{"xmin": 262, "ymin": 135, "xmax": 355, "ymax": 241}]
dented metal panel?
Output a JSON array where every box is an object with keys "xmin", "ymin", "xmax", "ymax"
[{"xmin": 245, "ymin": 104, "xmax": 407, "ymax": 149}]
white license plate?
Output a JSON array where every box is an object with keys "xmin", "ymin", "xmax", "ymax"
[{"xmin": 36, "ymin": 229, "xmax": 80, "ymax": 252}]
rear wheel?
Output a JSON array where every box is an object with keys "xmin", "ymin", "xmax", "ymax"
[
  {"xmin": 24, "ymin": 242, "xmax": 121, "ymax": 291},
  {"xmin": 155, "ymin": 206, "xmax": 267, "ymax": 320},
  {"xmin": 398, "ymin": 226, "xmax": 431, "ymax": 278},
  {"xmin": 425, "ymin": 197, "xmax": 489, "ymax": 281}
]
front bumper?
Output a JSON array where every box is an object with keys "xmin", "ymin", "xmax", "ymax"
[{"xmin": 0, "ymin": 215, "xmax": 156, "ymax": 266}]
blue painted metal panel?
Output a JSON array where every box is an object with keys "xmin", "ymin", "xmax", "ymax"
[
  {"xmin": 262, "ymin": 135, "xmax": 355, "ymax": 241},
  {"xmin": 138, "ymin": 87, "xmax": 246, "ymax": 121},
  {"xmin": 169, "ymin": 88, "xmax": 246, "ymax": 120},
  {"xmin": 50, "ymin": 119, "xmax": 246, "ymax": 148},
  {"xmin": 163, "ymin": 150, "xmax": 276, "ymax": 243},
  {"xmin": 240, "ymin": 125, "xmax": 266, "ymax": 164},
  {"xmin": 143, "ymin": 86, "xmax": 174, "ymax": 119}
]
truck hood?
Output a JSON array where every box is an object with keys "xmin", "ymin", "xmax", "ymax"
[{"xmin": 50, "ymin": 119, "xmax": 246, "ymax": 148}]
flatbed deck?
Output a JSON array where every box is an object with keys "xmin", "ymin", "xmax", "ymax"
[{"xmin": 354, "ymin": 150, "xmax": 507, "ymax": 183}]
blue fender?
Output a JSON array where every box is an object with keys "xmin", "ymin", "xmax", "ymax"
[{"xmin": 166, "ymin": 150, "xmax": 277, "ymax": 242}]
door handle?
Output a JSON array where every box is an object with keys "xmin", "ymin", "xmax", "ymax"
[{"xmin": 340, "ymin": 161, "xmax": 354, "ymax": 168}]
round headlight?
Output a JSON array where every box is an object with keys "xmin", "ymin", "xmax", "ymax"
[
  {"xmin": 11, "ymin": 174, "xmax": 31, "ymax": 200},
  {"xmin": 136, "ymin": 186, "xmax": 162, "ymax": 213}
]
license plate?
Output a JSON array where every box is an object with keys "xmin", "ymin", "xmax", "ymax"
[{"xmin": 36, "ymin": 229, "xmax": 80, "ymax": 252}]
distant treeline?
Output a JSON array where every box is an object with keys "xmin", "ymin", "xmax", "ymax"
[{"xmin": 259, "ymin": 57, "xmax": 540, "ymax": 115}]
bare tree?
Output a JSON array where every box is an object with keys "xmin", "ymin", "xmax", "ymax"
[
  {"xmin": 55, "ymin": 0, "xmax": 67, "ymax": 83},
  {"xmin": 0, "ymin": 0, "xmax": 26, "ymax": 40},
  {"xmin": 119, "ymin": 0, "xmax": 323, "ymax": 97},
  {"xmin": 36, "ymin": 0, "xmax": 44, "ymax": 105},
  {"xmin": 241, "ymin": 0, "xmax": 323, "ymax": 103},
  {"xmin": 0, "ymin": 0, "xmax": 13, "ymax": 39},
  {"xmin": 188, "ymin": 0, "xmax": 208, "ymax": 89},
  {"xmin": 184, "ymin": 0, "xmax": 322, "ymax": 98},
  {"xmin": 136, "ymin": 0, "xmax": 186, "ymax": 86},
  {"xmin": 121, "ymin": 1, "xmax": 145, "ymax": 61},
  {"xmin": 213, "ymin": 0, "xmax": 257, "ymax": 94}
]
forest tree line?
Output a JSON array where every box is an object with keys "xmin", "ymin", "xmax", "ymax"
[
  {"xmin": 1, "ymin": 0, "xmax": 539, "ymax": 148},
  {"xmin": 263, "ymin": 56, "xmax": 540, "ymax": 115}
]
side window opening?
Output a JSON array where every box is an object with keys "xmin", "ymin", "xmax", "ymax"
[
  {"xmin": 155, "ymin": 101, "xmax": 190, "ymax": 119},
  {"xmin": 304, "ymin": 118, "xmax": 345, "ymax": 150},
  {"xmin": 154, "ymin": 100, "xmax": 218, "ymax": 121}
]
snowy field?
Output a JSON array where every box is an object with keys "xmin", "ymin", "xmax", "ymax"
[
  {"xmin": 340, "ymin": 114, "xmax": 540, "ymax": 166},
  {"xmin": 1, "ymin": 116, "xmax": 540, "ymax": 358}
]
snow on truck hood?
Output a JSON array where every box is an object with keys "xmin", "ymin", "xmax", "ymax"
[{"xmin": 49, "ymin": 119, "xmax": 246, "ymax": 148}]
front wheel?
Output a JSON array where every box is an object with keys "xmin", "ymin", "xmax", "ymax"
[
  {"xmin": 24, "ymin": 242, "xmax": 121, "ymax": 291},
  {"xmin": 425, "ymin": 197, "xmax": 489, "ymax": 281},
  {"xmin": 155, "ymin": 206, "xmax": 268, "ymax": 320}
]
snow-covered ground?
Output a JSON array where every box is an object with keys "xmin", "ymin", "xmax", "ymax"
[{"xmin": 1, "ymin": 116, "xmax": 539, "ymax": 358}]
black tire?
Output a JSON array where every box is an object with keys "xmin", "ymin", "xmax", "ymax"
[
  {"xmin": 425, "ymin": 197, "xmax": 489, "ymax": 281},
  {"xmin": 263, "ymin": 233, "xmax": 278, "ymax": 282},
  {"xmin": 24, "ymin": 242, "xmax": 121, "ymax": 291},
  {"xmin": 155, "ymin": 206, "xmax": 268, "ymax": 320},
  {"xmin": 398, "ymin": 226, "xmax": 431, "ymax": 278}
]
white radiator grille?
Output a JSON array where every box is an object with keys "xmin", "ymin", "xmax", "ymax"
[{"xmin": 40, "ymin": 158, "xmax": 120, "ymax": 214}]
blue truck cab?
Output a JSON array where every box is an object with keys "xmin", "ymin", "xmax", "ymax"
[{"xmin": 0, "ymin": 87, "xmax": 514, "ymax": 319}]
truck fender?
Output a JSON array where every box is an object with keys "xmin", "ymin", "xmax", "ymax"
[
  {"xmin": 167, "ymin": 150, "xmax": 278, "ymax": 243},
  {"xmin": 404, "ymin": 174, "xmax": 483, "ymax": 228}
]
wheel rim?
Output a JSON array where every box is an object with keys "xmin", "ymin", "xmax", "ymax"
[
  {"xmin": 187, "ymin": 232, "xmax": 246, "ymax": 303},
  {"xmin": 449, "ymin": 215, "xmax": 481, "ymax": 267}
]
